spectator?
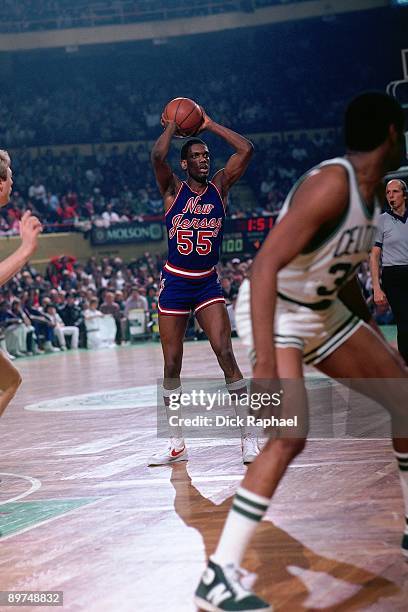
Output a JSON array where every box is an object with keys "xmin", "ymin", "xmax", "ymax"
[
  {"xmin": 28, "ymin": 178, "xmax": 47, "ymax": 212},
  {"xmin": 0, "ymin": 301, "xmax": 26, "ymax": 357},
  {"xmin": 146, "ymin": 286, "xmax": 158, "ymax": 311},
  {"xmin": 100, "ymin": 290, "xmax": 123, "ymax": 344},
  {"xmin": 24, "ymin": 299, "xmax": 60, "ymax": 352},
  {"xmin": 44, "ymin": 304, "xmax": 79, "ymax": 350},
  {"xmin": 124, "ymin": 286, "xmax": 148, "ymax": 316},
  {"xmin": 84, "ymin": 297, "xmax": 103, "ymax": 320},
  {"xmin": 58, "ymin": 293, "xmax": 86, "ymax": 347},
  {"xmin": 10, "ymin": 298, "xmax": 36, "ymax": 354}
]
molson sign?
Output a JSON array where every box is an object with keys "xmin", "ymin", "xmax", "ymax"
[{"xmin": 91, "ymin": 221, "xmax": 163, "ymax": 245}]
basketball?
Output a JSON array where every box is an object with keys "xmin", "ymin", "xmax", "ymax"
[{"xmin": 163, "ymin": 97, "xmax": 204, "ymax": 136}]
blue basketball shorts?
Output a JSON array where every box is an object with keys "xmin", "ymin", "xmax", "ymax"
[{"xmin": 158, "ymin": 268, "xmax": 225, "ymax": 316}]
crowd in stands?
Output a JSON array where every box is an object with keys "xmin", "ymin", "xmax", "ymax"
[
  {"xmin": 0, "ymin": 128, "xmax": 342, "ymax": 234},
  {"xmin": 0, "ymin": 1, "xmax": 295, "ymax": 33},
  {"xmin": 3, "ymin": 143, "xmax": 163, "ymax": 234},
  {"xmin": 0, "ymin": 252, "xmax": 393, "ymax": 359},
  {"xmin": 0, "ymin": 253, "xmax": 252, "ymax": 357},
  {"xmin": 0, "ymin": 9, "xmax": 398, "ymax": 335},
  {"xmin": 242, "ymin": 130, "xmax": 340, "ymax": 217},
  {"xmin": 0, "ymin": 9, "xmax": 393, "ymax": 230},
  {"xmin": 0, "ymin": 64, "xmax": 348, "ymax": 149},
  {"xmin": 1, "ymin": 11, "xmax": 388, "ymax": 149}
]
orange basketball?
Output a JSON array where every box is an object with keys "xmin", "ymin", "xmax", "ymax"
[{"xmin": 163, "ymin": 97, "xmax": 204, "ymax": 136}]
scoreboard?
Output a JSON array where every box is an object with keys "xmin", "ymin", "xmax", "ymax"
[{"xmin": 222, "ymin": 215, "xmax": 277, "ymax": 256}]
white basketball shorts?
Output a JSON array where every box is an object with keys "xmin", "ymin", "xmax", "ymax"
[{"xmin": 235, "ymin": 279, "xmax": 364, "ymax": 365}]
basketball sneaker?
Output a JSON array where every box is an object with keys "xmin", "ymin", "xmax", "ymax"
[
  {"xmin": 402, "ymin": 517, "xmax": 408, "ymax": 558},
  {"xmin": 147, "ymin": 438, "xmax": 188, "ymax": 466},
  {"xmin": 194, "ymin": 558, "xmax": 272, "ymax": 611},
  {"xmin": 242, "ymin": 434, "xmax": 260, "ymax": 464}
]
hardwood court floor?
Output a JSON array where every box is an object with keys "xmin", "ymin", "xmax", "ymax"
[{"xmin": 0, "ymin": 335, "xmax": 407, "ymax": 612}]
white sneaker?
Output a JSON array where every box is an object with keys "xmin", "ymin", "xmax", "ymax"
[
  {"xmin": 148, "ymin": 438, "xmax": 188, "ymax": 466},
  {"xmin": 44, "ymin": 342, "xmax": 60, "ymax": 353},
  {"xmin": 195, "ymin": 558, "xmax": 272, "ymax": 611},
  {"xmin": 242, "ymin": 434, "xmax": 260, "ymax": 464}
]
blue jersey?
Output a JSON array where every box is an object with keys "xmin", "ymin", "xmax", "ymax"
[{"xmin": 164, "ymin": 181, "xmax": 225, "ymax": 278}]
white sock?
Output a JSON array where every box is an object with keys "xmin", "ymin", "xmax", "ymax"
[
  {"xmin": 226, "ymin": 379, "xmax": 253, "ymax": 437},
  {"xmin": 395, "ymin": 451, "xmax": 408, "ymax": 530},
  {"xmin": 163, "ymin": 385, "xmax": 183, "ymax": 439},
  {"xmin": 212, "ymin": 486, "xmax": 270, "ymax": 567}
]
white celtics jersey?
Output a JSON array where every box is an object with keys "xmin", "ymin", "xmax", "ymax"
[{"xmin": 277, "ymin": 157, "xmax": 379, "ymax": 310}]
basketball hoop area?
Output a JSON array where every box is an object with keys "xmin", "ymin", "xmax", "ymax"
[{"xmin": 386, "ymin": 48, "xmax": 408, "ymax": 179}]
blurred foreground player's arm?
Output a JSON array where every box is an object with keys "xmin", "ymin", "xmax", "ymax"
[
  {"xmin": 0, "ymin": 211, "xmax": 42, "ymax": 286},
  {"xmin": 250, "ymin": 165, "xmax": 349, "ymax": 378},
  {"xmin": 150, "ymin": 120, "xmax": 182, "ymax": 211},
  {"xmin": 0, "ymin": 151, "xmax": 42, "ymax": 418},
  {"xmin": 198, "ymin": 109, "xmax": 254, "ymax": 198},
  {"xmin": 0, "ymin": 150, "xmax": 42, "ymax": 285}
]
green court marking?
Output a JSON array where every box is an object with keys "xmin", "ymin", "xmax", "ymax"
[
  {"xmin": 0, "ymin": 498, "xmax": 99, "ymax": 538},
  {"xmin": 380, "ymin": 325, "xmax": 397, "ymax": 344}
]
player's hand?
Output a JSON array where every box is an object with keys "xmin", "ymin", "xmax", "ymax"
[
  {"xmin": 373, "ymin": 288, "xmax": 388, "ymax": 306},
  {"xmin": 160, "ymin": 115, "xmax": 178, "ymax": 132},
  {"xmin": 196, "ymin": 106, "xmax": 212, "ymax": 134},
  {"xmin": 19, "ymin": 211, "xmax": 43, "ymax": 256},
  {"xmin": 161, "ymin": 115, "xmax": 188, "ymax": 139}
]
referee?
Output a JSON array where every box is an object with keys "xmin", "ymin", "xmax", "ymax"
[{"xmin": 370, "ymin": 179, "xmax": 408, "ymax": 363}]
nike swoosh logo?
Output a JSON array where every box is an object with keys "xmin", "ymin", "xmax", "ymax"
[{"xmin": 171, "ymin": 447, "xmax": 185, "ymax": 457}]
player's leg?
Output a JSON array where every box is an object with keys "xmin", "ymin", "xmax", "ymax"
[
  {"xmin": 195, "ymin": 301, "xmax": 242, "ymax": 382},
  {"xmin": 382, "ymin": 267, "xmax": 408, "ymax": 364},
  {"xmin": 212, "ymin": 347, "xmax": 307, "ymax": 561},
  {"xmin": 315, "ymin": 323, "xmax": 408, "ymax": 557},
  {"xmin": 195, "ymin": 347, "xmax": 307, "ymax": 612},
  {"xmin": 148, "ymin": 313, "xmax": 189, "ymax": 466},
  {"xmin": 159, "ymin": 313, "xmax": 189, "ymax": 387},
  {"xmin": 195, "ymin": 301, "xmax": 260, "ymax": 463},
  {"xmin": 0, "ymin": 352, "xmax": 22, "ymax": 417}
]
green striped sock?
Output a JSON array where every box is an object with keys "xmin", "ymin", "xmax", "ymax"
[
  {"xmin": 212, "ymin": 486, "xmax": 270, "ymax": 567},
  {"xmin": 395, "ymin": 452, "xmax": 408, "ymax": 519}
]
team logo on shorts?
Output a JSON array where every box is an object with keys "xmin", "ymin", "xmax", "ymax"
[{"xmin": 159, "ymin": 277, "xmax": 166, "ymax": 297}]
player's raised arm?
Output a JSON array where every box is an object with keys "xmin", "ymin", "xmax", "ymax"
[
  {"xmin": 151, "ymin": 119, "xmax": 181, "ymax": 199},
  {"xmin": 199, "ymin": 109, "xmax": 254, "ymax": 196},
  {"xmin": 250, "ymin": 166, "xmax": 349, "ymax": 377}
]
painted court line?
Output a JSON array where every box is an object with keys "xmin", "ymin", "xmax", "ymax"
[
  {"xmin": 0, "ymin": 498, "xmax": 104, "ymax": 542},
  {"xmin": 62, "ymin": 453, "xmax": 143, "ymax": 480},
  {"xmin": 0, "ymin": 473, "xmax": 42, "ymax": 505},
  {"xmin": 55, "ymin": 433, "xmax": 137, "ymax": 455}
]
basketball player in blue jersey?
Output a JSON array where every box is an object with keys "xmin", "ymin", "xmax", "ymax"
[
  {"xmin": 149, "ymin": 107, "xmax": 258, "ymax": 465},
  {"xmin": 195, "ymin": 93, "xmax": 408, "ymax": 611}
]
